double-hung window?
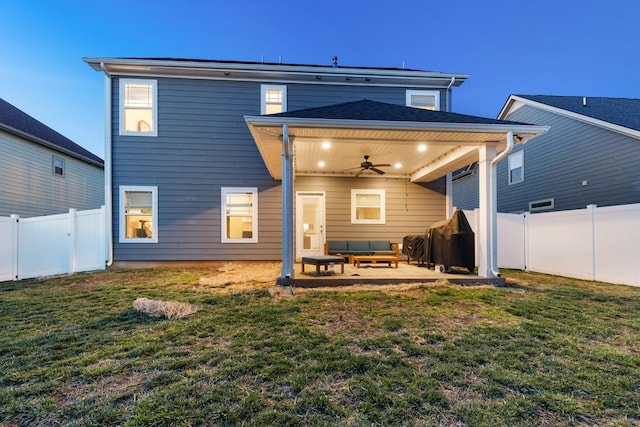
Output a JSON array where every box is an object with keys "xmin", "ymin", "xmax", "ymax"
[
  {"xmin": 53, "ymin": 156, "xmax": 64, "ymax": 177},
  {"xmin": 406, "ymin": 90, "xmax": 440, "ymax": 111},
  {"xmin": 261, "ymin": 85, "xmax": 287, "ymax": 114},
  {"xmin": 120, "ymin": 186, "xmax": 158, "ymax": 243},
  {"xmin": 120, "ymin": 79, "xmax": 157, "ymax": 136},
  {"xmin": 508, "ymin": 150, "xmax": 524, "ymax": 184},
  {"xmin": 221, "ymin": 187, "xmax": 258, "ymax": 243},
  {"xmin": 351, "ymin": 189, "xmax": 385, "ymax": 224}
]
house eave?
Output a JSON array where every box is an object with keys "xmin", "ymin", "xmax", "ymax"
[
  {"xmin": 0, "ymin": 124, "xmax": 104, "ymax": 168},
  {"xmin": 500, "ymin": 95, "xmax": 640, "ymax": 140},
  {"xmin": 244, "ymin": 115, "xmax": 549, "ymax": 135},
  {"xmin": 83, "ymin": 57, "xmax": 469, "ymax": 88}
]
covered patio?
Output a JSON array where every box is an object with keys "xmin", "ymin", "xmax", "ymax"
[
  {"xmin": 291, "ymin": 259, "xmax": 488, "ymax": 288},
  {"xmin": 245, "ymin": 100, "xmax": 547, "ymax": 285}
]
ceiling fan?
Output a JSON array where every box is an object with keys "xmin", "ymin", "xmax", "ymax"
[{"xmin": 343, "ymin": 155, "xmax": 391, "ymax": 176}]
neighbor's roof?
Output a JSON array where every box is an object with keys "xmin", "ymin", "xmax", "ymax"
[
  {"xmin": 268, "ymin": 99, "xmax": 531, "ymax": 126},
  {"xmin": 0, "ymin": 98, "xmax": 103, "ymax": 167},
  {"xmin": 510, "ymin": 95, "xmax": 640, "ymax": 133}
]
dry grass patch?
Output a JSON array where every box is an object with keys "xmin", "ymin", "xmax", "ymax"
[
  {"xmin": 133, "ymin": 297, "xmax": 198, "ymax": 320},
  {"xmin": 197, "ymin": 261, "xmax": 280, "ymax": 292}
]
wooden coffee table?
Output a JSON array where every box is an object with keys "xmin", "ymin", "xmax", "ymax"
[{"xmin": 352, "ymin": 255, "xmax": 399, "ymax": 268}]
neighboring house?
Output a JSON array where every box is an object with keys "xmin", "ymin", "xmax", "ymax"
[
  {"xmin": 0, "ymin": 98, "xmax": 104, "ymax": 217},
  {"xmin": 84, "ymin": 57, "xmax": 546, "ymax": 281},
  {"xmin": 453, "ymin": 95, "xmax": 640, "ymax": 213}
]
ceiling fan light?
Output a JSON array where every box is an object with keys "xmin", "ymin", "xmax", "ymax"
[
  {"xmin": 394, "ymin": 163, "xmax": 402, "ymax": 168},
  {"xmin": 321, "ymin": 141, "xmax": 331, "ymax": 149},
  {"xmin": 418, "ymin": 144, "xmax": 427, "ymax": 152}
]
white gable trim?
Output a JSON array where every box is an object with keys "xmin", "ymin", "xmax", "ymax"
[{"xmin": 499, "ymin": 95, "xmax": 640, "ymax": 140}]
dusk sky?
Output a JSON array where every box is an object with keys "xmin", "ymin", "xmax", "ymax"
[{"xmin": 1, "ymin": 0, "xmax": 638, "ymax": 159}]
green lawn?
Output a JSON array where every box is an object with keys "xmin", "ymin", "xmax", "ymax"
[{"xmin": 1, "ymin": 267, "xmax": 639, "ymax": 426}]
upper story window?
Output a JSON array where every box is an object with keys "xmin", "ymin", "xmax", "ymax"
[
  {"xmin": 261, "ymin": 85, "xmax": 287, "ymax": 115},
  {"xmin": 221, "ymin": 187, "xmax": 258, "ymax": 243},
  {"xmin": 119, "ymin": 79, "xmax": 157, "ymax": 136},
  {"xmin": 53, "ymin": 156, "xmax": 64, "ymax": 177},
  {"xmin": 351, "ymin": 189, "xmax": 385, "ymax": 224},
  {"xmin": 508, "ymin": 150, "xmax": 524, "ymax": 185},
  {"xmin": 119, "ymin": 186, "xmax": 158, "ymax": 243},
  {"xmin": 406, "ymin": 90, "xmax": 440, "ymax": 111}
]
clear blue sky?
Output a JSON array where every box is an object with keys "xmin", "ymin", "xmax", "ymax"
[{"xmin": 1, "ymin": 0, "xmax": 638, "ymax": 159}]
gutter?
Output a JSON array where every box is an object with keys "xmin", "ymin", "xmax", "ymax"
[
  {"xmin": 244, "ymin": 115, "xmax": 550, "ymax": 135},
  {"xmin": 101, "ymin": 63, "xmax": 114, "ymax": 267},
  {"xmin": 488, "ymin": 131, "xmax": 514, "ymax": 277}
]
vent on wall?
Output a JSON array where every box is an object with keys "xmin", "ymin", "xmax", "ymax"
[
  {"xmin": 529, "ymin": 198, "xmax": 554, "ymax": 212},
  {"xmin": 452, "ymin": 162, "xmax": 478, "ymax": 181}
]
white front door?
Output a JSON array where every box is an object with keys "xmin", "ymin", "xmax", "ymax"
[{"xmin": 296, "ymin": 192, "xmax": 326, "ymax": 259}]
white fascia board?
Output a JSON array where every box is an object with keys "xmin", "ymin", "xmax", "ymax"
[
  {"xmin": 244, "ymin": 115, "xmax": 549, "ymax": 136},
  {"xmin": 84, "ymin": 57, "xmax": 469, "ymax": 87},
  {"xmin": 501, "ymin": 95, "xmax": 640, "ymax": 140}
]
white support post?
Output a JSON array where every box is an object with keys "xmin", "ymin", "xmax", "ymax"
[
  {"xmin": 280, "ymin": 124, "xmax": 295, "ymax": 281},
  {"xmin": 10, "ymin": 214, "xmax": 19, "ymax": 280},
  {"xmin": 587, "ymin": 204, "xmax": 597, "ymax": 280},
  {"xmin": 445, "ymin": 173, "xmax": 453, "ymax": 218},
  {"xmin": 477, "ymin": 144, "xmax": 497, "ymax": 278},
  {"xmin": 68, "ymin": 208, "xmax": 77, "ymax": 274}
]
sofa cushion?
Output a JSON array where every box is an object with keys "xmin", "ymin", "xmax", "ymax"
[
  {"xmin": 372, "ymin": 250, "xmax": 396, "ymax": 255},
  {"xmin": 348, "ymin": 241, "xmax": 370, "ymax": 252},
  {"xmin": 327, "ymin": 240, "xmax": 348, "ymax": 252},
  {"xmin": 369, "ymin": 240, "xmax": 391, "ymax": 251}
]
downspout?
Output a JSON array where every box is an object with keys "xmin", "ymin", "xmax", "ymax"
[
  {"xmin": 445, "ymin": 76, "xmax": 455, "ymax": 112},
  {"xmin": 102, "ymin": 63, "xmax": 113, "ymax": 267},
  {"xmin": 488, "ymin": 131, "xmax": 514, "ymax": 277},
  {"xmin": 444, "ymin": 76, "xmax": 456, "ymax": 217}
]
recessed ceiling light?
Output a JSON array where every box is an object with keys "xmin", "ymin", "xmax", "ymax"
[
  {"xmin": 418, "ymin": 144, "xmax": 427, "ymax": 152},
  {"xmin": 321, "ymin": 141, "xmax": 331, "ymax": 149},
  {"xmin": 318, "ymin": 161, "xmax": 325, "ymax": 167},
  {"xmin": 394, "ymin": 163, "xmax": 402, "ymax": 169}
]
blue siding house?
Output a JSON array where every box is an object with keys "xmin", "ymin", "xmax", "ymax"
[
  {"xmin": 453, "ymin": 95, "xmax": 640, "ymax": 213},
  {"xmin": 0, "ymin": 98, "xmax": 104, "ymax": 217},
  {"xmin": 85, "ymin": 58, "xmax": 546, "ymax": 281}
]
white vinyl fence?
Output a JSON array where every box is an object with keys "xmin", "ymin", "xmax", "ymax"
[
  {"xmin": 0, "ymin": 207, "xmax": 106, "ymax": 281},
  {"xmin": 463, "ymin": 203, "xmax": 640, "ymax": 287}
]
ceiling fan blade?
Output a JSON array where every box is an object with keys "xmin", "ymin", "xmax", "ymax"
[
  {"xmin": 354, "ymin": 169, "xmax": 365, "ymax": 177},
  {"xmin": 371, "ymin": 163, "xmax": 391, "ymax": 168},
  {"xmin": 341, "ymin": 166, "xmax": 363, "ymax": 172},
  {"xmin": 370, "ymin": 167, "xmax": 386, "ymax": 175}
]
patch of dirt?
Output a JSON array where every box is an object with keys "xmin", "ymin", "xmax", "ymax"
[{"xmin": 55, "ymin": 369, "xmax": 151, "ymax": 406}]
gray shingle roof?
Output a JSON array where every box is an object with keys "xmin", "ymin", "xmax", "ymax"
[
  {"xmin": 0, "ymin": 97, "xmax": 103, "ymax": 166},
  {"xmin": 270, "ymin": 99, "xmax": 529, "ymax": 125},
  {"xmin": 516, "ymin": 95, "xmax": 640, "ymax": 132}
]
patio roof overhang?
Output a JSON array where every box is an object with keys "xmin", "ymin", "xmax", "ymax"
[{"xmin": 245, "ymin": 102, "xmax": 548, "ymax": 183}]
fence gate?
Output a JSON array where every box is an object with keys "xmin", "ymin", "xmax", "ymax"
[{"xmin": 0, "ymin": 207, "xmax": 106, "ymax": 281}]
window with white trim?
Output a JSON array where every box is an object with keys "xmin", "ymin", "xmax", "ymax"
[
  {"xmin": 406, "ymin": 90, "xmax": 440, "ymax": 111},
  {"xmin": 53, "ymin": 156, "xmax": 64, "ymax": 177},
  {"xmin": 119, "ymin": 79, "xmax": 157, "ymax": 136},
  {"xmin": 508, "ymin": 150, "xmax": 524, "ymax": 184},
  {"xmin": 261, "ymin": 85, "xmax": 287, "ymax": 114},
  {"xmin": 221, "ymin": 187, "xmax": 258, "ymax": 243},
  {"xmin": 351, "ymin": 189, "xmax": 385, "ymax": 224},
  {"xmin": 119, "ymin": 186, "xmax": 158, "ymax": 243}
]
